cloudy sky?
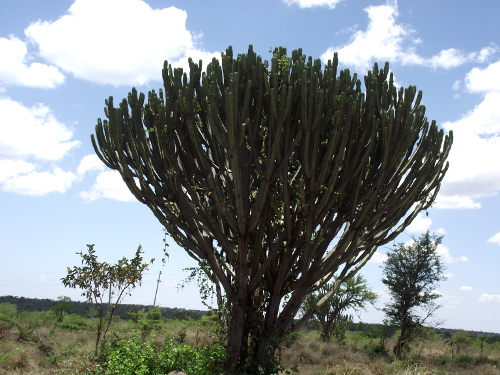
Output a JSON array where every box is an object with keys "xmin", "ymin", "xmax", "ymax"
[{"xmin": 1, "ymin": 0, "xmax": 499, "ymax": 333}]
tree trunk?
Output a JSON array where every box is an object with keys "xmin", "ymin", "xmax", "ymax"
[
  {"xmin": 223, "ymin": 305, "xmax": 279, "ymax": 374},
  {"xmin": 393, "ymin": 318, "xmax": 412, "ymax": 359},
  {"xmin": 223, "ymin": 288, "xmax": 303, "ymax": 374},
  {"xmin": 320, "ymin": 319, "xmax": 334, "ymax": 342},
  {"xmin": 224, "ymin": 301, "xmax": 247, "ymax": 373}
]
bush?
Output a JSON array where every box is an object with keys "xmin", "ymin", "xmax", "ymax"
[
  {"xmin": 0, "ymin": 303, "xmax": 18, "ymax": 319},
  {"xmin": 97, "ymin": 335, "xmax": 155, "ymax": 375},
  {"xmin": 476, "ymin": 356, "xmax": 499, "ymax": 365},
  {"xmin": 454, "ymin": 354, "xmax": 474, "ymax": 368},
  {"xmin": 94, "ymin": 334, "xmax": 225, "ymax": 375},
  {"xmin": 56, "ymin": 314, "xmax": 88, "ymax": 331}
]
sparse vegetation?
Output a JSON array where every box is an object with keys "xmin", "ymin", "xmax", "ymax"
[
  {"xmin": 61, "ymin": 244, "xmax": 152, "ymax": 355},
  {"xmin": 382, "ymin": 231, "xmax": 446, "ymax": 359},
  {"xmin": 301, "ymin": 274, "xmax": 378, "ymax": 343},
  {"xmin": 0, "ymin": 301, "xmax": 499, "ymax": 375}
]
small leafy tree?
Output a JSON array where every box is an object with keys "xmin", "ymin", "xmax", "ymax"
[
  {"xmin": 62, "ymin": 244, "xmax": 151, "ymax": 354},
  {"xmin": 451, "ymin": 330, "xmax": 471, "ymax": 357},
  {"xmin": 381, "ymin": 231, "xmax": 445, "ymax": 358},
  {"xmin": 128, "ymin": 306, "xmax": 164, "ymax": 340},
  {"xmin": 476, "ymin": 334, "xmax": 487, "ymax": 358},
  {"xmin": 301, "ymin": 274, "xmax": 377, "ymax": 343},
  {"xmin": 51, "ymin": 296, "xmax": 73, "ymax": 322}
]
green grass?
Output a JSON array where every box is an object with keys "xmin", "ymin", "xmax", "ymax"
[{"xmin": 1, "ymin": 309, "xmax": 499, "ymax": 375}]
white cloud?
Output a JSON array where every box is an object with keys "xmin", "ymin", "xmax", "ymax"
[
  {"xmin": 426, "ymin": 47, "xmax": 496, "ymax": 70},
  {"xmin": 25, "ymin": 0, "xmax": 218, "ymax": 86},
  {"xmin": 437, "ymin": 244, "xmax": 468, "ymax": 264},
  {"xmin": 479, "ymin": 294, "xmax": 500, "ymax": 303},
  {"xmin": 460, "ymin": 286, "xmax": 473, "ymax": 291},
  {"xmin": 0, "ymin": 159, "xmax": 35, "ymax": 184},
  {"xmin": 0, "ymin": 35, "xmax": 65, "ymax": 88},
  {"xmin": 322, "ymin": 3, "xmax": 409, "ymax": 71},
  {"xmin": 283, "ymin": 0, "xmax": 344, "ymax": 9},
  {"xmin": 0, "ymin": 98, "xmax": 81, "ymax": 195},
  {"xmin": 321, "ymin": 2, "xmax": 495, "ymax": 72},
  {"xmin": 406, "ymin": 213, "xmax": 432, "ymax": 234},
  {"xmin": 77, "ymin": 154, "xmax": 105, "ymax": 176},
  {"xmin": 80, "ymin": 170, "xmax": 136, "ymax": 202},
  {"xmin": 437, "ymin": 91, "xmax": 500, "ymax": 207},
  {"xmin": 369, "ymin": 251, "xmax": 387, "ymax": 263},
  {"xmin": 487, "ymin": 232, "xmax": 500, "ymax": 246},
  {"xmin": 465, "ymin": 60, "xmax": 500, "ymax": 93},
  {"xmin": 172, "ymin": 48, "xmax": 223, "ymax": 77},
  {"xmin": 435, "ymin": 228, "xmax": 447, "ymax": 235},
  {"xmin": 436, "ymin": 59, "xmax": 500, "ymax": 209},
  {"xmin": 433, "ymin": 195, "xmax": 481, "ymax": 210},
  {"xmin": 0, "ymin": 98, "xmax": 80, "ymax": 161},
  {"xmin": 2, "ymin": 167, "xmax": 77, "ymax": 195}
]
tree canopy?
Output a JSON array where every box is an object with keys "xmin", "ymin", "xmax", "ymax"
[
  {"xmin": 92, "ymin": 45, "xmax": 452, "ymax": 373},
  {"xmin": 382, "ymin": 231, "xmax": 446, "ymax": 358},
  {"xmin": 301, "ymin": 274, "xmax": 378, "ymax": 343}
]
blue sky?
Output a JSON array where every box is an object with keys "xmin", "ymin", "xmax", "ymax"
[{"xmin": 1, "ymin": 0, "xmax": 499, "ymax": 333}]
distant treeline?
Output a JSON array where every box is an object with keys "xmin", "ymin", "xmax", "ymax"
[
  {"xmin": 2, "ymin": 295, "xmax": 499, "ymax": 343},
  {"xmin": 0, "ymin": 295, "xmax": 207, "ymax": 321}
]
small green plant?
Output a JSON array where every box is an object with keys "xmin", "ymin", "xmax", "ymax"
[
  {"xmin": 56, "ymin": 313, "xmax": 88, "ymax": 331},
  {"xmin": 62, "ymin": 244, "xmax": 152, "ymax": 355},
  {"xmin": 301, "ymin": 275, "xmax": 377, "ymax": 343},
  {"xmin": 128, "ymin": 307, "xmax": 163, "ymax": 340},
  {"xmin": 51, "ymin": 296, "xmax": 73, "ymax": 322},
  {"xmin": 94, "ymin": 335, "xmax": 225, "ymax": 375},
  {"xmin": 476, "ymin": 334, "xmax": 487, "ymax": 357},
  {"xmin": 0, "ymin": 306, "xmax": 51, "ymax": 342},
  {"xmin": 447, "ymin": 330, "xmax": 471, "ymax": 360},
  {"xmin": 454, "ymin": 354, "xmax": 474, "ymax": 368}
]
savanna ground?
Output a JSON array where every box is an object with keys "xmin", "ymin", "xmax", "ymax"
[{"xmin": 1, "ymin": 307, "xmax": 499, "ymax": 375}]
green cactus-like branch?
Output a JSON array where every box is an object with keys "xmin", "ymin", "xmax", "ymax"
[{"xmin": 92, "ymin": 45, "xmax": 452, "ymax": 336}]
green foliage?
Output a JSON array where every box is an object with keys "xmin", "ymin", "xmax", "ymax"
[
  {"xmin": 128, "ymin": 307, "xmax": 163, "ymax": 339},
  {"xmin": 454, "ymin": 354, "xmax": 474, "ymax": 367},
  {"xmin": 62, "ymin": 244, "xmax": 151, "ymax": 355},
  {"xmin": 51, "ymin": 296, "xmax": 73, "ymax": 322},
  {"xmin": 0, "ymin": 306, "xmax": 52, "ymax": 342},
  {"xmin": 92, "ymin": 44, "xmax": 453, "ymax": 374},
  {"xmin": 449, "ymin": 330, "xmax": 471, "ymax": 358},
  {"xmin": 56, "ymin": 313, "xmax": 88, "ymax": 331},
  {"xmin": 476, "ymin": 334, "xmax": 487, "ymax": 357},
  {"xmin": 94, "ymin": 335, "xmax": 225, "ymax": 375},
  {"xmin": 0, "ymin": 303, "xmax": 17, "ymax": 319},
  {"xmin": 382, "ymin": 231, "xmax": 446, "ymax": 358},
  {"xmin": 301, "ymin": 274, "xmax": 377, "ymax": 343},
  {"xmin": 0, "ymin": 308, "xmax": 499, "ymax": 375}
]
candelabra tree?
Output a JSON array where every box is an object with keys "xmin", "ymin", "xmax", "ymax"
[{"xmin": 92, "ymin": 45, "xmax": 452, "ymax": 374}]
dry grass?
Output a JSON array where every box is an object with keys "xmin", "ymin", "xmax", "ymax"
[
  {"xmin": 280, "ymin": 330, "xmax": 500, "ymax": 375},
  {"xmin": 0, "ymin": 317, "xmax": 499, "ymax": 374}
]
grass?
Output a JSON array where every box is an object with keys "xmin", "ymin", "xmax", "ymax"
[{"xmin": 0, "ymin": 310, "xmax": 499, "ymax": 374}]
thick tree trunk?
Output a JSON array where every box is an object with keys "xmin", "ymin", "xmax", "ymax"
[
  {"xmin": 393, "ymin": 319, "xmax": 412, "ymax": 359},
  {"xmin": 223, "ymin": 291, "xmax": 301, "ymax": 374},
  {"xmin": 320, "ymin": 321, "xmax": 334, "ymax": 342}
]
